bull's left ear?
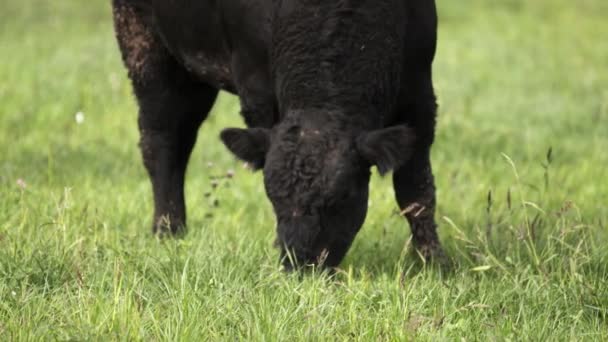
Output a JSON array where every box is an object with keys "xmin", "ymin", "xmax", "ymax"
[
  {"xmin": 356, "ymin": 125, "xmax": 416, "ymax": 175},
  {"xmin": 220, "ymin": 127, "xmax": 270, "ymax": 170}
]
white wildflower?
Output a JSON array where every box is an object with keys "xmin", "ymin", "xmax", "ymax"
[
  {"xmin": 75, "ymin": 111, "xmax": 85, "ymax": 124},
  {"xmin": 16, "ymin": 178, "xmax": 26, "ymax": 189}
]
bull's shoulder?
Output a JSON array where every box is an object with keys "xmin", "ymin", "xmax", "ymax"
[{"xmin": 112, "ymin": 0, "xmax": 159, "ymax": 81}]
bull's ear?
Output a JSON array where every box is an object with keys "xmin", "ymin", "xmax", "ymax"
[
  {"xmin": 220, "ymin": 127, "xmax": 270, "ymax": 170},
  {"xmin": 356, "ymin": 125, "xmax": 416, "ymax": 176}
]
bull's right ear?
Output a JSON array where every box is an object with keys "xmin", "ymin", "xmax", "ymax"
[
  {"xmin": 220, "ymin": 127, "xmax": 271, "ymax": 170},
  {"xmin": 356, "ymin": 125, "xmax": 416, "ymax": 176}
]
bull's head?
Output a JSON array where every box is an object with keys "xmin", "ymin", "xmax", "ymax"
[{"xmin": 221, "ymin": 114, "xmax": 415, "ymax": 270}]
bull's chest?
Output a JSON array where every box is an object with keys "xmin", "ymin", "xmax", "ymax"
[{"xmin": 177, "ymin": 50, "xmax": 235, "ymax": 93}]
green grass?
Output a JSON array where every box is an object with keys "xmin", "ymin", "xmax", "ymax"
[{"xmin": 1, "ymin": 0, "xmax": 607, "ymax": 339}]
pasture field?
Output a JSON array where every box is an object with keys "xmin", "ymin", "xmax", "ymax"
[{"xmin": 1, "ymin": 0, "xmax": 607, "ymax": 340}]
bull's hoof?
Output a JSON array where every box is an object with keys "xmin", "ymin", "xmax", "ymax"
[
  {"xmin": 152, "ymin": 216, "xmax": 186, "ymax": 237},
  {"xmin": 279, "ymin": 253, "xmax": 333, "ymax": 274},
  {"xmin": 415, "ymin": 243, "xmax": 449, "ymax": 266}
]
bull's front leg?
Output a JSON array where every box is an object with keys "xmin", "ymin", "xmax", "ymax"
[
  {"xmin": 137, "ymin": 85, "xmax": 216, "ymax": 236},
  {"xmin": 392, "ymin": 71, "xmax": 444, "ymax": 260},
  {"xmin": 113, "ymin": 1, "xmax": 218, "ymax": 234},
  {"xmin": 393, "ymin": 148, "xmax": 443, "ymax": 260}
]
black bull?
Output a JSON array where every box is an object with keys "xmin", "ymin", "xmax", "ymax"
[{"xmin": 112, "ymin": 0, "xmax": 443, "ymax": 269}]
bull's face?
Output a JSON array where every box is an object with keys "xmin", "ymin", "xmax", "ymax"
[{"xmin": 221, "ymin": 118, "xmax": 414, "ymax": 270}]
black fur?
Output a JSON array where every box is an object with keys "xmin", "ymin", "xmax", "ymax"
[
  {"xmin": 112, "ymin": 0, "xmax": 443, "ymax": 269},
  {"xmin": 220, "ymin": 128, "xmax": 270, "ymax": 170},
  {"xmin": 357, "ymin": 126, "xmax": 417, "ymax": 175}
]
